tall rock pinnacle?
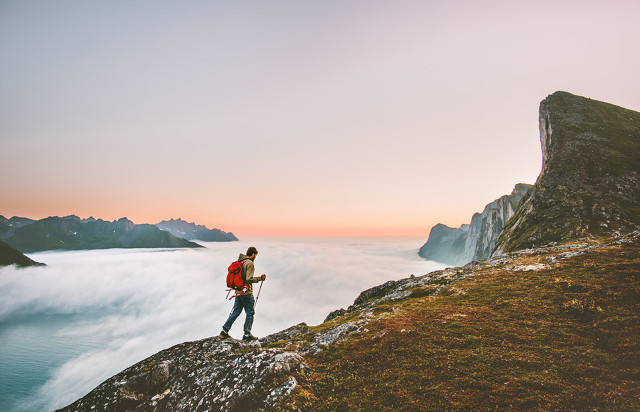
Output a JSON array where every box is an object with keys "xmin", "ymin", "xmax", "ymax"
[{"xmin": 493, "ymin": 91, "xmax": 640, "ymax": 255}]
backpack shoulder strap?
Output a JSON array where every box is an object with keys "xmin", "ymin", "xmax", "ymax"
[{"xmin": 240, "ymin": 258, "xmax": 251, "ymax": 279}]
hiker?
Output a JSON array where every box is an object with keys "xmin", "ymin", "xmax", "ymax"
[{"xmin": 219, "ymin": 247, "xmax": 266, "ymax": 341}]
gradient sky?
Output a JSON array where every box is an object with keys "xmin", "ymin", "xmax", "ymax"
[{"xmin": 1, "ymin": 1, "xmax": 639, "ymax": 237}]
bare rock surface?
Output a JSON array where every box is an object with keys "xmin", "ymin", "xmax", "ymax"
[{"xmin": 58, "ymin": 337, "xmax": 304, "ymax": 411}]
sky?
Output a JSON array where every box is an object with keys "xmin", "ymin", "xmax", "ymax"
[
  {"xmin": 0, "ymin": 238, "xmax": 445, "ymax": 410},
  {"xmin": 1, "ymin": 0, "xmax": 639, "ymax": 237}
]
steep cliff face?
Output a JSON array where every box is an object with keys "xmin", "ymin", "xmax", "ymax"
[
  {"xmin": 417, "ymin": 223, "xmax": 469, "ymax": 266},
  {"xmin": 494, "ymin": 92, "xmax": 640, "ymax": 254},
  {"xmin": 419, "ymin": 183, "xmax": 532, "ymax": 266}
]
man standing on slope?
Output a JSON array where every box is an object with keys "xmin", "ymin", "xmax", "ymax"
[{"xmin": 220, "ymin": 247, "xmax": 266, "ymax": 341}]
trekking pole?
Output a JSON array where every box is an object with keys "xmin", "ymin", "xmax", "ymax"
[{"xmin": 254, "ymin": 279, "xmax": 264, "ymax": 309}]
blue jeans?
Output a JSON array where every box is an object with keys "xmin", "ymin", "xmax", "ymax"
[{"xmin": 222, "ymin": 294, "xmax": 255, "ymax": 336}]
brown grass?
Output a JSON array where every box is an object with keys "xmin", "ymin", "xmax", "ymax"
[{"xmin": 278, "ymin": 239, "xmax": 640, "ymax": 411}]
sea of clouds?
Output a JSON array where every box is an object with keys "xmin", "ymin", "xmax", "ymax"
[{"xmin": 0, "ymin": 237, "xmax": 446, "ymax": 410}]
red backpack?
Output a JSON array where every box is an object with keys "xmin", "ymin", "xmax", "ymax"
[{"xmin": 226, "ymin": 259, "xmax": 249, "ymax": 298}]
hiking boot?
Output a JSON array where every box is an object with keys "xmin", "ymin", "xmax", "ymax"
[
  {"xmin": 219, "ymin": 330, "xmax": 231, "ymax": 339},
  {"xmin": 242, "ymin": 333, "xmax": 258, "ymax": 341}
]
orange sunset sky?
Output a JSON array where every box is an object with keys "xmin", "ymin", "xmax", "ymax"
[{"xmin": 2, "ymin": 1, "xmax": 640, "ymax": 237}]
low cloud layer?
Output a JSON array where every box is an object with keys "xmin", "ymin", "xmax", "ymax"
[{"xmin": 0, "ymin": 238, "xmax": 445, "ymax": 410}]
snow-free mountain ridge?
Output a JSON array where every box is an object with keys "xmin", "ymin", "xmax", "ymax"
[
  {"xmin": 155, "ymin": 218, "xmax": 238, "ymax": 242},
  {"xmin": 0, "ymin": 215, "xmax": 202, "ymax": 252}
]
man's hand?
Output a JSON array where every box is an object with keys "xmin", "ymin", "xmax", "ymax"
[{"xmin": 261, "ymin": 274, "xmax": 266, "ymax": 281}]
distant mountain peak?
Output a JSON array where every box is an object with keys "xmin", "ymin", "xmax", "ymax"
[
  {"xmin": 156, "ymin": 219, "xmax": 238, "ymax": 242},
  {"xmin": 0, "ymin": 216, "xmax": 202, "ymax": 252}
]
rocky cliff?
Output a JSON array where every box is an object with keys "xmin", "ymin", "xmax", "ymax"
[
  {"xmin": 419, "ymin": 183, "xmax": 532, "ymax": 266},
  {"xmin": 494, "ymin": 91, "xmax": 640, "ymax": 254}
]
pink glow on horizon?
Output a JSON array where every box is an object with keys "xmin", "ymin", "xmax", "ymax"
[{"xmin": 2, "ymin": 1, "xmax": 640, "ymax": 238}]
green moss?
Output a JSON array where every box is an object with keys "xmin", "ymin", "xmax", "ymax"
[
  {"xmin": 263, "ymin": 340, "xmax": 287, "ymax": 349},
  {"xmin": 407, "ymin": 285, "xmax": 438, "ymax": 298},
  {"xmin": 430, "ymin": 277, "xmax": 451, "ymax": 286},
  {"xmin": 138, "ymin": 361, "xmax": 158, "ymax": 373}
]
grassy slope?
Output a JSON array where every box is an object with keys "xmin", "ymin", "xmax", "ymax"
[{"xmin": 279, "ymin": 237, "xmax": 640, "ymax": 410}]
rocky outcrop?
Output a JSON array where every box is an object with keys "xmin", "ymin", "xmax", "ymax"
[
  {"xmin": 58, "ymin": 338, "xmax": 305, "ymax": 412},
  {"xmin": 0, "ymin": 239, "xmax": 45, "ymax": 267},
  {"xmin": 494, "ymin": 92, "xmax": 640, "ymax": 254},
  {"xmin": 0, "ymin": 216, "xmax": 203, "ymax": 252},
  {"xmin": 156, "ymin": 218, "xmax": 238, "ymax": 242},
  {"xmin": 419, "ymin": 183, "xmax": 532, "ymax": 266},
  {"xmin": 417, "ymin": 224, "xmax": 470, "ymax": 267}
]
